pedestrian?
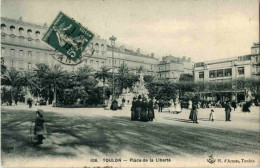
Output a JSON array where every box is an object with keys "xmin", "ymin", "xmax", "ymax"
[
  {"xmin": 140, "ymin": 97, "xmax": 149, "ymax": 122},
  {"xmin": 135, "ymin": 95, "xmax": 142, "ymax": 120},
  {"xmin": 131, "ymin": 97, "xmax": 137, "ymax": 120},
  {"xmin": 122, "ymin": 97, "xmax": 126, "ymax": 107},
  {"xmin": 158, "ymin": 99, "xmax": 164, "ymax": 112},
  {"xmin": 209, "ymin": 109, "xmax": 214, "ymax": 121},
  {"xmin": 148, "ymin": 97, "xmax": 155, "ymax": 121},
  {"xmin": 192, "ymin": 106, "xmax": 198, "ymax": 123},
  {"xmin": 110, "ymin": 99, "xmax": 118, "ymax": 110},
  {"xmin": 175, "ymin": 100, "xmax": 182, "ymax": 113},
  {"xmin": 169, "ymin": 99, "xmax": 175, "ymax": 113},
  {"xmin": 231, "ymin": 101, "xmax": 237, "ymax": 111},
  {"xmin": 27, "ymin": 98, "xmax": 33, "ymax": 108},
  {"xmin": 33, "ymin": 109, "xmax": 47, "ymax": 145},
  {"xmin": 188, "ymin": 100, "xmax": 193, "ymax": 109},
  {"xmin": 224, "ymin": 101, "xmax": 232, "ymax": 121}
]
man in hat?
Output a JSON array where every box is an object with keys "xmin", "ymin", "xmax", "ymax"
[{"xmin": 224, "ymin": 101, "xmax": 232, "ymax": 121}]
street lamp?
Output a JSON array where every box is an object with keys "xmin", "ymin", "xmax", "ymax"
[{"xmin": 109, "ymin": 35, "xmax": 117, "ymax": 101}]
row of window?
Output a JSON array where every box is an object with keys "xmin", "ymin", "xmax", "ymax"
[
  {"xmin": 198, "ymin": 67, "xmax": 245, "ymax": 79},
  {"xmin": 1, "ymin": 47, "xmax": 52, "ymax": 62},
  {"xmin": 2, "ymin": 59, "xmax": 33, "ymax": 70},
  {"xmin": 1, "ymin": 24, "xmax": 41, "ymax": 36},
  {"xmin": 1, "ymin": 35, "xmax": 40, "ymax": 46}
]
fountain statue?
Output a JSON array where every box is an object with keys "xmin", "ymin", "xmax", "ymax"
[{"xmin": 118, "ymin": 72, "xmax": 149, "ymax": 106}]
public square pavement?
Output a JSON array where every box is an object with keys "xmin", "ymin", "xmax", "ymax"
[{"xmin": 1, "ymin": 104, "xmax": 260, "ymax": 167}]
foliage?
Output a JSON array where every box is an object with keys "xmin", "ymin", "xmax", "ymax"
[{"xmin": 95, "ymin": 65, "xmax": 111, "ymax": 104}]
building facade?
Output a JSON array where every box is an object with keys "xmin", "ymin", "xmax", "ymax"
[
  {"xmin": 194, "ymin": 43, "xmax": 260, "ymax": 83},
  {"xmin": 157, "ymin": 55, "xmax": 193, "ymax": 82},
  {"xmin": 193, "ymin": 43, "xmax": 259, "ymax": 102},
  {"xmin": 1, "ymin": 17, "xmax": 159, "ymax": 75}
]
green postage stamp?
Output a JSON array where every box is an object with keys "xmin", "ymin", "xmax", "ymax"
[{"xmin": 42, "ymin": 11, "xmax": 95, "ymax": 61}]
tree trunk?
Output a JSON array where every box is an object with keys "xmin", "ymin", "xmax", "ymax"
[
  {"xmin": 53, "ymin": 85, "xmax": 57, "ymax": 107},
  {"xmin": 103, "ymin": 78, "xmax": 106, "ymax": 106},
  {"xmin": 10, "ymin": 89, "xmax": 13, "ymax": 106},
  {"xmin": 53, "ymin": 81, "xmax": 57, "ymax": 107}
]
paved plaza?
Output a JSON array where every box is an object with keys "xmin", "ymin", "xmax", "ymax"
[{"xmin": 1, "ymin": 105, "xmax": 260, "ymax": 167}]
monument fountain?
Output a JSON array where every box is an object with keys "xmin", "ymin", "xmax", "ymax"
[{"xmin": 118, "ymin": 72, "xmax": 149, "ymax": 106}]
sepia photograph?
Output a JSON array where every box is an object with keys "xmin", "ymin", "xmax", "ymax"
[{"xmin": 1, "ymin": 0, "xmax": 259, "ymax": 167}]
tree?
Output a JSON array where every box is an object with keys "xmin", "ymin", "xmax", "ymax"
[
  {"xmin": 33, "ymin": 63, "xmax": 51, "ymax": 103},
  {"xmin": 117, "ymin": 64, "xmax": 129, "ymax": 94},
  {"xmin": 45, "ymin": 65, "xmax": 65, "ymax": 106},
  {"xmin": 137, "ymin": 65, "xmax": 144, "ymax": 74},
  {"xmin": 95, "ymin": 65, "xmax": 111, "ymax": 105},
  {"xmin": 72, "ymin": 65, "xmax": 97, "ymax": 105},
  {"xmin": 1, "ymin": 68, "xmax": 20, "ymax": 105},
  {"xmin": 18, "ymin": 71, "xmax": 36, "ymax": 102}
]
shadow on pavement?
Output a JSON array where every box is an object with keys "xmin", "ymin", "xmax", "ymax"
[{"xmin": 2, "ymin": 108, "xmax": 260, "ymax": 159}]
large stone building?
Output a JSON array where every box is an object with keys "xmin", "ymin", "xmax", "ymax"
[
  {"xmin": 194, "ymin": 43, "xmax": 259, "ymax": 83},
  {"xmin": 157, "ymin": 55, "xmax": 193, "ymax": 82},
  {"xmin": 193, "ymin": 43, "xmax": 259, "ymax": 101},
  {"xmin": 1, "ymin": 17, "xmax": 159, "ymax": 75}
]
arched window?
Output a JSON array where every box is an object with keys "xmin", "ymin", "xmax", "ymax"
[
  {"xmin": 10, "ymin": 25, "xmax": 15, "ymax": 32},
  {"xmin": 1, "ymin": 24, "xmax": 6, "ymax": 30},
  {"xmin": 95, "ymin": 43, "xmax": 99, "ymax": 50},
  {"xmin": 101, "ymin": 44, "xmax": 104, "ymax": 51},
  {"xmin": 19, "ymin": 27, "xmax": 24, "ymax": 34},
  {"xmin": 27, "ymin": 29, "xmax": 32, "ymax": 36},
  {"xmin": 35, "ymin": 31, "xmax": 40, "ymax": 38}
]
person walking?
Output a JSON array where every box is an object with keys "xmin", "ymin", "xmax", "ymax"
[
  {"xmin": 148, "ymin": 97, "xmax": 155, "ymax": 121},
  {"xmin": 225, "ymin": 101, "xmax": 232, "ymax": 121},
  {"xmin": 169, "ymin": 99, "xmax": 175, "ymax": 113},
  {"xmin": 192, "ymin": 106, "xmax": 199, "ymax": 123},
  {"xmin": 140, "ymin": 97, "xmax": 149, "ymax": 122},
  {"xmin": 158, "ymin": 99, "xmax": 164, "ymax": 112},
  {"xmin": 135, "ymin": 95, "xmax": 142, "ymax": 120},
  {"xmin": 131, "ymin": 97, "xmax": 137, "ymax": 120},
  {"xmin": 188, "ymin": 100, "xmax": 193, "ymax": 109},
  {"xmin": 209, "ymin": 109, "xmax": 214, "ymax": 122},
  {"xmin": 231, "ymin": 101, "xmax": 237, "ymax": 111},
  {"xmin": 34, "ymin": 109, "xmax": 47, "ymax": 145},
  {"xmin": 175, "ymin": 100, "xmax": 182, "ymax": 113}
]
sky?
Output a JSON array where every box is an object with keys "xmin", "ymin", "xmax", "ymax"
[{"xmin": 1, "ymin": 0, "xmax": 259, "ymax": 62}]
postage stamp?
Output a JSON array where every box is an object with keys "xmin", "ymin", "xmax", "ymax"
[{"xmin": 42, "ymin": 11, "xmax": 95, "ymax": 62}]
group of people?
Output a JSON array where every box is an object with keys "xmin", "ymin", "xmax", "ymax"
[
  {"xmin": 155, "ymin": 99, "xmax": 183, "ymax": 113},
  {"xmin": 131, "ymin": 95, "xmax": 155, "ymax": 122},
  {"xmin": 188, "ymin": 101, "xmax": 234, "ymax": 123}
]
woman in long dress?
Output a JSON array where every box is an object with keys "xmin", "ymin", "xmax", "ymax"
[
  {"xmin": 169, "ymin": 99, "xmax": 175, "ymax": 113},
  {"xmin": 148, "ymin": 98, "xmax": 155, "ymax": 121},
  {"xmin": 175, "ymin": 100, "xmax": 182, "ymax": 113},
  {"xmin": 188, "ymin": 100, "xmax": 193, "ymax": 109},
  {"xmin": 34, "ymin": 110, "xmax": 47, "ymax": 144},
  {"xmin": 140, "ymin": 97, "xmax": 149, "ymax": 122},
  {"xmin": 192, "ymin": 106, "xmax": 198, "ymax": 123}
]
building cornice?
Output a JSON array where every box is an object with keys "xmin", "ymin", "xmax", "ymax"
[{"xmin": 1, "ymin": 17, "xmax": 48, "ymax": 29}]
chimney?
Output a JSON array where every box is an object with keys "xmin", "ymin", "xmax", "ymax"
[
  {"xmin": 151, "ymin": 53, "xmax": 154, "ymax": 58},
  {"xmin": 188, "ymin": 57, "xmax": 191, "ymax": 62}
]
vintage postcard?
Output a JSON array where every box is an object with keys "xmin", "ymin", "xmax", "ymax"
[{"xmin": 1, "ymin": 0, "xmax": 259, "ymax": 167}]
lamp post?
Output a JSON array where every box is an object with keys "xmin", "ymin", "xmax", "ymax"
[{"xmin": 109, "ymin": 35, "xmax": 117, "ymax": 101}]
